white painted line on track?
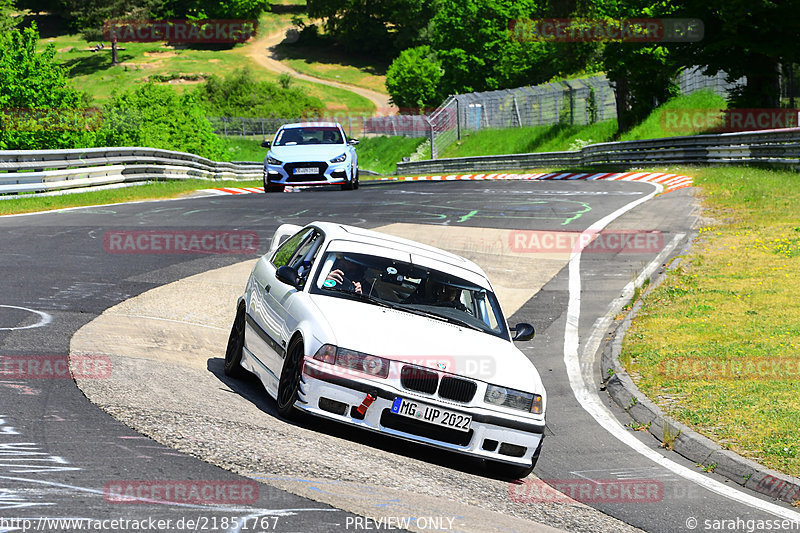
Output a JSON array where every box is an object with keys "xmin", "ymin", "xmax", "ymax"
[
  {"xmin": 563, "ymin": 183, "xmax": 800, "ymax": 521},
  {"xmin": 0, "ymin": 305, "xmax": 52, "ymax": 331}
]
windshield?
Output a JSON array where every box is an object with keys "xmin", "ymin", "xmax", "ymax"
[
  {"xmin": 310, "ymin": 251, "xmax": 509, "ymax": 339},
  {"xmin": 273, "ymin": 126, "xmax": 344, "ymax": 146}
]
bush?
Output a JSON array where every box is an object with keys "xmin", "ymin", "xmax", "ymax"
[
  {"xmin": 193, "ymin": 68, "xmax": 324, "ymax": 118},
  {"xmin": 385, "ymin": 46, "xmax": 442, "ymax": 110},
  {"xmin": 98, "ymin": 84, "xmax": 223, "ymax": 160}
]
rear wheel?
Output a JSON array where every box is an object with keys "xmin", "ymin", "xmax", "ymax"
[
  {"xmin": 224, "ymin": 305, "xmax": 247, "ymax": 378},
  {"xmin": 276, "ymin": 338, "xmax": 304, "ymax": 419}
]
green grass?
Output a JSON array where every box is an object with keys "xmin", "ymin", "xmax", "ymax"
[
  {"xmin": 35, "ymin": 5, "xmax": 375, "ymax": 114},
  {"xmin": 218, "ymin": 137, "xmax": 267, "ymax": 162},
  {"xmin": 356, "ymin": 136, "xmax": 425, "ymax": 175},
  {"xmin": 275, "ymin": 42, "xmax": 389, "ymax": 94},
  {"xmin": 439, "ymin": 90, "xmax": 729, "ymax": 158},
  {"xmin": 0, "ymin": 179, "xmax": 261, "ymax": 216},
  {"xmin": 622, "ymin": 166, "xmax": 800, "ymax": 477},
  {"xmin": 440, "ymin": 121, "xmax": 618, "ymax": 158},
  {"xmin": 619, "ymin": 89, "xmax": 728, "ymax": 141}
]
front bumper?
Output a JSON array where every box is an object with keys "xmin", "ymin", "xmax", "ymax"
[
  {"xmin": 299, "ymin": 360, "xmax": 545, "ymax": 467},
  {"xmin": 265, "ymin": 160, "xmax": 350, "ymax": 186}
]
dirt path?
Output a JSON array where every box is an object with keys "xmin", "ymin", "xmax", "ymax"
[{"xmin": 246, "ymin": 27, "xmax": 396, "ymax": 115}]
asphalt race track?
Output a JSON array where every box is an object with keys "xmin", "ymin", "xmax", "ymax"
[{"xmin": 1, "ymin": 179, "xmax": 799, "ymax": 533}]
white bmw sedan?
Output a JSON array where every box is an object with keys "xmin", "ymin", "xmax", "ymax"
[
  {"xmin": 225, "ymin": 222, "xmax": 546, "ymax": 478},
  {"xmin": 261, "ymin": 122, "xmax": 359, "ymax": 192}
]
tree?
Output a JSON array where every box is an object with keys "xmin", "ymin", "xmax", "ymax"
[
  {"xmin": 61, "ymin": 0, "xmax": 154, "ymax": 65},
  {"xmin": 0, "ymin": 25, "xmax": 96, "ymax": 150},
  {"xmin": 306, "ymin": 0, "xmax": 434, "ymax": 58},
  {"xmin": 385, "ymin": 46, "xmax": 442, "ymax": 109},
  {"xmin": 668, "ymin": 0, "xmax": 800, "ymax": 108}
]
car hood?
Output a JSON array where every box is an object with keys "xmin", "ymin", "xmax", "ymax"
[
  {"xmin": 269, "ymin": 145, "xmax": 348, "ymax": 162},
  {"xmin": 308, "ymin": 295, "xmax": 544, "ymax": 394}
]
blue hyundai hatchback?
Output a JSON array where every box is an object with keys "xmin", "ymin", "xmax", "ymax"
[{"xmin": 262, "ymin": 122, "xmax": 359, "ymax": 192}]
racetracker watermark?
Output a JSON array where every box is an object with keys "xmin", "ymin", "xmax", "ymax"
[
  {"xmin": 0, "ymin": 107, "xmax": 102, "ymax": 132},
  {"xmin": 509, "ymin": 230, "xmax": 663, "ymax": 254},
  {"xmin": 345, "ymin": 517, "xmax": 457, "ymax": 530},
  {"xmin": 306, "ymin": 354, "xmax": 498, "ymax": 381},
  {"xmin": 0, "ymin": 355, "xmax": 111, "ymax": 379},
  {"xmin": 509, "ymin": 18, "xmax": 703, "ymax": 42},
  {"xmin": 103, "ymin": 19, "xmax": 257, "ymax": 43},
  {"xmin": 104, "ymin": 230, "xmax": 259, "ymax": 255},
  {"xmin": 509, "ymin": 479, "xmax": 664, "ymax": 504},
  {"xmin": 103, "ymin": 480, "xmax": 258, "ymax": 505},
  {"xmin": 657, "ymin": 358, "xmax": 800, "ymax": 381},
  {"xmin": 661, "ymin": 108, "xmax": 800, "ymax": 133}
]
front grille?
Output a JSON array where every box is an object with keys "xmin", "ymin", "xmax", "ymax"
[
  {"xmin": 438, "ymin": 376, "xmax": 477, "ymax": 403},
  {"xmin": 400, "ymin": 365, "xmax": 438, "ymax": 395},
  {"xmin": 380, "ymin": 409, "xmax": 473, "ymax": 446},
  {"xmin": 284, "ymin": 161, "xmax": 328, "ymax": 182}
]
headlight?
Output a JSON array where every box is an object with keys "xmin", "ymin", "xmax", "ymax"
[
  {"xmin": 330, "ymin": 153, "xmax": 347, "ymax": 163},
  {"xmin": 267, "ymin": 156, "xmax": 283, "ymax": 165},
  {"xmin": 484, "ymin": 385, "xmax": 543, "ymax": 414},
  {"xmin": 313, "ymin": 344, "xmax": 390, "ymax": 378}
]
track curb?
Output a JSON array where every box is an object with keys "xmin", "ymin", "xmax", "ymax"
[{"xmin": 599, "ymin": 235, "xmax": 800, "ymax": 505}]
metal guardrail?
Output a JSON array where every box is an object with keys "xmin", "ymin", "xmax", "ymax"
[
  {"xmin": 396, "ymin": 128, "xmax": 800, "ymax": 175},
  {"xmin": 0, "ymin": 147, "xmax": 263, "ymax": 195}
]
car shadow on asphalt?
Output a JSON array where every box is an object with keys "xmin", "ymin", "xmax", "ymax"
[{"xmin": 206, "ymin": 357, "xmax": 524, "ymax": 481}]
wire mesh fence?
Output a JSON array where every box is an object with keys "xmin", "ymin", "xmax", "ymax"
[
  {"xmin": 208, "ymin": 114, "xmax": 431, "ymax": 139},
  {"xmin": 209, "ymin": 67, "xmax": 746, "ymax": 160},
  {"xmin": 677, "ymin": 66, "xmax": 745, "ymax": 98}
]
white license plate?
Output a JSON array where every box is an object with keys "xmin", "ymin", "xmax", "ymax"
[
  {"xmin": 391, "ymin": 397, "xmax": 472, "ymax": 432},
  {"xmin": 293, "ymin": 167, "xmax": 318, "ymax": 175}
]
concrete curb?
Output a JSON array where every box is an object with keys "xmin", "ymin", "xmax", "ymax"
[{"xmin": 599, "ymin": 242, "xmax": 800, "ymax": 505}]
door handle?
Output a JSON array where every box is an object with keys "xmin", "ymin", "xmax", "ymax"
[{"xmin": 264, "ymin": 284, "xmax": 271, "ymax": 294}]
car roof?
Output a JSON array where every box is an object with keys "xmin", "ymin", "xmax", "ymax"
[
  {"xmin": 280, "ymin": 122, "xmax": 342, "ymax": 129},
  {"xmin": 309, "ymin": 221, "xmax": 489, "ymax": 280}
]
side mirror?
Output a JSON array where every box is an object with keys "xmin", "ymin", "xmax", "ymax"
[
  {"xmin": 275, "ymin": 265, "xmax": 300, "ymax": 288},
  {"xmin": 348, "ymin": 138, "xmax": 359, "ymax": 146},
  {"xmin": 510, "ymin": 323, "xmax": 535, "ymax": 341},
  {"xmin": 261, "ymin": 140, "xmax": 271, "ymax": 148}
]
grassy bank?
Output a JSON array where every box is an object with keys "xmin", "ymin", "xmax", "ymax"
[
  {"xmin": 439, "ymin": 90, "xmax": 728, "ymax": 158},
  {"xmin": 36, "ymin": 6, "xmax": 375, "ymax": 114},
  {"xmin": 622, "ymin": 166, "xmax": 800, "ymax": 478}
]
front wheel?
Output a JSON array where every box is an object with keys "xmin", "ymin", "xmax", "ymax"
[
  {"xmin": 276, "ymin": 338, "xmax": 304, "ymax": 419},
  {"xmin": 224, "ymin": 305, "xmax": 247, "ymax": 378},
  {"xmin": 265, "ymin": 183, "xmax": 285, "ymax": 193}
]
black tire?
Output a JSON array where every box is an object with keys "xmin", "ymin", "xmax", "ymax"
[
  {"xmin": 265, "ymin": 183, "xmax": 285, "ymax": 193},
  {"xmin": 224, "ymin": 305, "xmax": 247, "ymax": 378},
  {"xmin": 276, "ymin": 337, "xmax": 304, "ymax": 419},
  {"xmin": 353, "ymin": 169, "xmax": 359, "ymax": 190}
]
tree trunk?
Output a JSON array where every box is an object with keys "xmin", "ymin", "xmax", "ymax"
[{"xmin": 613, "ymin": 76, "xmax": 632, "ymax": 134}]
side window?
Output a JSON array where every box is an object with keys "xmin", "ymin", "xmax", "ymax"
[{"xmin": 272, "ymin": 229, "xmax": 313, "ymax": 268}]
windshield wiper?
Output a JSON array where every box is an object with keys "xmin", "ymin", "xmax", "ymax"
[{"xmin": 323, "ymin": 287, "xmax": 393, "ymax": 308}]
